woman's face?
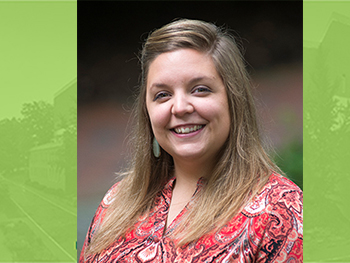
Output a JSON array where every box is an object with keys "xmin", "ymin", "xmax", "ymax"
[{"xmin": 146, "ymin": 48, "xmax": 230, "ymax": 166}]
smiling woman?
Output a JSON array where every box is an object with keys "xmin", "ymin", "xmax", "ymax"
[
  {"xmin": 80, "ymin": 19, "xmax": 303, "ymax": 262},
  {"xmin": 146, "ymin": 49, "xmax": 230, "ymax": 169}
]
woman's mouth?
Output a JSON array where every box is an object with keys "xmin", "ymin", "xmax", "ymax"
[{"xmin": 173, "ymin": 125, "xmax": 204, "ymax": 134}]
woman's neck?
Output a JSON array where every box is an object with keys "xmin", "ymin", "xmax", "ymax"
[
  {"xmin": 172, "ymin": 158, "xmax": 213, "ymax": 189},
  {"xmin": 165, "ymin": 160, "xmax": 208, "ymax": 230}
]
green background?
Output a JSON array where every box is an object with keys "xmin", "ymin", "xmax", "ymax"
[
  {"xmin": 304, "ymin": 1, "xmax": 350, "ymax": 262},
  {"xmin": 0, "ymin": 1, "xmax": 77, "ymax": 262},
  {"xmin": 1, "ymin": 0, "xmax": 350, "ymax": 262}
]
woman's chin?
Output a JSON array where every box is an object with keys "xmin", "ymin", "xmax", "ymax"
[{"xmin": 170, "ymin": 149, "xmax": 207, "ymax": 162}]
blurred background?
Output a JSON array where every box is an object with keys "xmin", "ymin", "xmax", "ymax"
[{"xmin": 78, "ymin": 1, "xmax": 302, "ymax": 256}]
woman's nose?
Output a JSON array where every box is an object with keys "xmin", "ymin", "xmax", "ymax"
[{"xmin": 171, "ymin": 94, "xmax": 194, "ymax": 116}]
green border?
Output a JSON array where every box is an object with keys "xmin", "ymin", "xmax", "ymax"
[
  {"xmin": 0, "ymin": 1, "xmax": 77, "ymax": 262},
  {"xmin": 304, "ymin": 1, "xmax": 350, "ymax": 262}
]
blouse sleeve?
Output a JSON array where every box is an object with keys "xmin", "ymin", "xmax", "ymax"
[
  {"xmin": 79, "ymin": 182, "xmax": 120, "ymax": 263},
  {"xmin": 256, "ymin": 185, "xmax": 303, "ymax": 262}
]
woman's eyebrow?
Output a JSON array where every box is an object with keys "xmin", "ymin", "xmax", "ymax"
[
  {"xmin": 149, "ymin": 76, "xmax": 213, "ymax": 90},
  {"xmin": 188, "ymin": 76, "xmax": 213, "ymax": 86},
  {"xmin": 148, "ymin": 82, "xmax": 170, "ymax": 92}
]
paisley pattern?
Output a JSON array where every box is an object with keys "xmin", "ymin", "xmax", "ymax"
[{"xmin": 80, "ymin": 173, "xmax": 303, "ymax": 262}]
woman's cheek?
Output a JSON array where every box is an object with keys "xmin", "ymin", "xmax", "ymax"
[{"xmin": 149, "ymin": 107, "xmax": 170, "ymax": 130}]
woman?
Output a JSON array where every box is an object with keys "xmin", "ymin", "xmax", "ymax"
[{"xmin": 80, "ymin": 19, "xmax": 303, "ymax": 262}]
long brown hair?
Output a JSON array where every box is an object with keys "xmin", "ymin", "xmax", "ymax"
[{"xmin": 85, "ymin": 19, "xmax": 280, "ymax": 255}]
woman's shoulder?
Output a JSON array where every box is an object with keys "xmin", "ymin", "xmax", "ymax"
[
  {"xmin": 240, "ymin": 172, "xmax": 303, "ymax": 261},
  {"xmin": 243, "ymin": 172, "xmax": 303, "ymax": 217},
  {"xmin": 84, "ymin": 181, "xmax": 122, "ymax": 244},
  {"xmin": 264, "ymin": 172, "xmax": 303, "ymax": 201},
  {"xmin": 267, "ymin": 172, "xmax": 302, "ymax": 191},
  {"xmin": 100, "ymin": 180, "xmax": 122, "ymax": 208}
]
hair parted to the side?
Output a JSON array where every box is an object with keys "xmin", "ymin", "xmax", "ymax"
[{"xmin": 85, "ymin": 19, "xmax": 281, "ymax": 256}]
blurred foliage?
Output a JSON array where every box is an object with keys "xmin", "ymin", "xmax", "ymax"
[
  {"xmin": 0, "ymin": 99, "xmax": 77, "ymax": 261},
  {"xmin": 274, "ymin": 139, "xmax": 303, "ymax": 190},
  {"xmin": 0, "ymin": 219, "xmax": 54, "ymax": 261},
  {"xmin": 54, "ymin": 107, "xmax": 77, "ymax": 199},
  {"xmin": 0, "ymin": 101, "xmax": 54, "ymax": 174},
  {"xmin": 20, "ymin": 101, "xmax": 55, "ymax": 147},
  {"xmin": 0, "ymin": 99, "xmax": 76, "ymax": 197},
  {"xmin": 0, "ymin": 118, "xmax": 23, "ymax": 173}
]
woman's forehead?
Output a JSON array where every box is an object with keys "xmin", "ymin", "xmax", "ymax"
[{"xmin": 146, "ymin": 49, "xmax": 220, "ymax": 87}]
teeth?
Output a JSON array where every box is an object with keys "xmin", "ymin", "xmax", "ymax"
[{"xmin": 174, "ymin": 125, "xmax": 203, "ymax": 134}]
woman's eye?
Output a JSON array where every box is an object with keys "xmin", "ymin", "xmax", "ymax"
[
  {"xmin": 154, "ymin": 92, "xmax": 170, "ymax": 101},
  {"xmin": 193, "ymin": 86, "xmax": 211, "ymax": 93}
]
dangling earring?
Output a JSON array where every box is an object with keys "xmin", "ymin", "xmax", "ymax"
[{"xmin": 153, "ymin": 137, "xmax": 161, "ymax": 158}]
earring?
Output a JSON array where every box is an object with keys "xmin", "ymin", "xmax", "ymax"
[{"xmin": 153, "ymin": 137, "xmax": 161, "ymax": 158}]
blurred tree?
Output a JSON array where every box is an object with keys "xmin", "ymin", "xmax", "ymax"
[
  {"xmin": 55, "ymin": 123, "xmax": 77, "ymax": 198},
  {"xmin": 0, "ymin": 118, "xmax": 23, "ymax": 173},
  {"xmin": 0, "ymin": 101, "xmax": 54, "ymax": 175},
  {"xmin": 304, "ymin": 45, "xmax": 350, "ymax": 260},
  {"xmin": 54, "ymin": 105, "xmax": 77, "ymax": 199},
  {"xmin": 20, "ymin": 101, "xmax": 55, "ymax": 148}
]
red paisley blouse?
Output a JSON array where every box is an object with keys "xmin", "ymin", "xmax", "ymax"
[{"xmin": 80, "ymin": 173, "xmax": 303, "ymax": 262}]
